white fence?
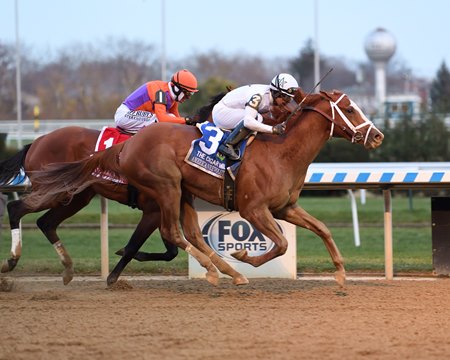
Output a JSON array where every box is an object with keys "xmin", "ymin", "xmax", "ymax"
[
  {"xmin": 0, "ymin": 119, "xmax": 112, "ymax": 146},
  {"xmin": 2, "ymin": 162, "xmax": 450, "ymax": 280}
]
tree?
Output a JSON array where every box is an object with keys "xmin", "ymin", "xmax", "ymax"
[
  {"xmin": 418, "ymin": 113, "xmax": 449, "ymax": 161},
  {"xmin": 179, "ymin": 76, "xmax": 236, "ymax": 117},
  {"xmin": 430, "ymin": 61, "xmax": 450, "ymax": 113},
  {"xmin": 0, "ymin": 42, "xmax": 16, "ymax": 119},
  {"xmin": 289, "ymin": 39, "xmax": 318, "ymax": 90}
]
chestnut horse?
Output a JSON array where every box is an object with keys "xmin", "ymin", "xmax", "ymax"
[
  {"xmin": 25, "ymin": 90, "xmax": 384, "ymax": 286},
  {"xmin": 0, "ymin": 92, "xmax": 250, "ymax": 286}
]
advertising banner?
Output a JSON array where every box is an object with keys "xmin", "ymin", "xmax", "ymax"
[{"xmin": 189, "ymin": 200, "xmax": 297, "ymax": 279}]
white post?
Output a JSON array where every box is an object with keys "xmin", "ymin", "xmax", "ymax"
[
  {"xmin": 360, "ymin": 189, "xmax": 366, "ymax": 205},
  {"xmin": 100, "ymin": 196, "xmax": 109, "ymax": 280},
  {"xmin": 347, "ymin": 190, "xmax": 360, "ymax": 247},
  {"xmin": 383, "ymin": 189, "xmax": 393, "ymax": 280}
]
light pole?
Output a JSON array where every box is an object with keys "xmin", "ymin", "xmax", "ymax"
[
  {"xmin": 314, "ymin": 0, "xmax": 320, "ymax": 92},
  {"xmin": 161, "ymin": 0, "xmax": 167, "ymax": 81},
  {"xmin": 15, "ymin": 0, "xmax": 23, "ymax": 149}
]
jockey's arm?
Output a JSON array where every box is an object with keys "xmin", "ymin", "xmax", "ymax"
[
  {"xmin": 242, "ymin": 101, "xmax": 273, "ymax": 133},
  {"xmin": 153, "ymin": 90, "xmax": 187, "ymax": 124}
]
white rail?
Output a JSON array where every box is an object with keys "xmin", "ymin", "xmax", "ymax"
[{"xmin": 2, "ymin": 162, "xmax": 449, "ymax": 280}]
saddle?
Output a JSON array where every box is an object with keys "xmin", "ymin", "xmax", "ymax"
[{"xmin": 184, "ymin": 122, "xmax": 255, "ymax": 211}]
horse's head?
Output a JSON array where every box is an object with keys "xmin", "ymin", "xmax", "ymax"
[{"xmin": 316, "ymin": 90, "xmax": 384, "ymax": 149}]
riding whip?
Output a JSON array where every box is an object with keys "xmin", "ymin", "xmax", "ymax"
[{"xmin": 281, "ymin": 67, "xmax": 334, "ymax": 127}]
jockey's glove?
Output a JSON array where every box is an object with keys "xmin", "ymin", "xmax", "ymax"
[
  {"xmin": 272, "ymin": 123, "xmax": 286, "ymax": 135},
  {"xmin": 185, "ymin": 116, "xmax": 198, "ymax": 126}
]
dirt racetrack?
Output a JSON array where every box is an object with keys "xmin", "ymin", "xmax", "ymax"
[{"xmin": 0, "ymin": 275, "xmax": 449, "ymax": 360}]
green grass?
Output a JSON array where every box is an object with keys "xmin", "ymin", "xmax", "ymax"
[{"xmin": 0, "ymin": 192, "xmax": 436, "ymax": 275}]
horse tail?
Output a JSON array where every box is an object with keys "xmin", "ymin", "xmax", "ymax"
[
  {"xmin": 0, "ymin": 144, "xmax": 32, "ymax": 185},
  {"xmin": 23, "ymin": 145, "xmax": 123, "ymax": 208},
  {"xmin": 195, "ymin": 91, "xmax": 228, "ymax": 122}
]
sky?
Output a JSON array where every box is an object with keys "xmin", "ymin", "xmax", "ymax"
[{"xmin": 1, "ymin": 0, "xmax": 449, "ymax": 80}]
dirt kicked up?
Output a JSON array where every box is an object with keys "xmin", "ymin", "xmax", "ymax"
[{"xmin": 0, "ymin": 276, "xmax": 449, "ymax": 360}]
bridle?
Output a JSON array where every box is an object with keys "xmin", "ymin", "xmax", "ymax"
[{"xmin": 304, "ymin": 93, "xmax": 376, "ymax": 145}]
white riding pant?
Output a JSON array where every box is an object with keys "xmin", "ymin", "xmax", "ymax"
[
  {"xmin": 114, "ymin": 104, "xmax": 158, "ymax": 134},
  {"xmin": 212, "ymin": 102, "xmax": 271, "ymax": 133}
]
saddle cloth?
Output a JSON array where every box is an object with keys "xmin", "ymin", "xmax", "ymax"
[
  {"xmin": 95, "ymin": 126, "xmax": 132, "ymax": 152},
  {"xmin": 184, "ymin": 122, "xmax": 246, "ymax": 179},
  {"xmin": 93, "ymin": 127, "xmax": 132, "ymax": 184}
]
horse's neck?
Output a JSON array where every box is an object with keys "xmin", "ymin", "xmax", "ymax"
[{"xmin": 282, "ymin": 110, "xmax": 330, "ymax": 169}]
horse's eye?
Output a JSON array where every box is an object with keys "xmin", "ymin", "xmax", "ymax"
[{"xmin": 347, "ymin": 107, "xmax": 354, "ymax": 113}]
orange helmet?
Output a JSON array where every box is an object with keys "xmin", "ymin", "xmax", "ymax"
[{"xmin": 171, "ymin": 69, "xmax": 199, "ymax": 93}]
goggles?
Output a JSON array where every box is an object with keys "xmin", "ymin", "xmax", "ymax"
[
  {"xmin": 181, "ymin": 88, "xmax": 196, "ymax": 98},
  {"xmin": 275, "ymin": 87, "xmax": 297, "ymax": 101}
]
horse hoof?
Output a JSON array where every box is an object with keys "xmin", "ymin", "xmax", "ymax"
[
  {"xmin": 335, "ymin": 270, "xmax": 346, "ymax": 288},
  {"xmin": 62, "ymin": 271, "xmax": 74, "ymax": 285},
  {"xmin": 62, "ymin": 268, "xmax": 74, "ymax": 285},
  {"xmin": 1, "ymin": 260, "xmax": 11, "ymax": 273},
  {"xmin": 1, "ymin": 258, "xmax": 18, "ymax": 273},
  {"xmin": 231, "ymin": 250, "xmax": 247, "ymax": 261},
  {"xmin": 206, "ymin": 273, "xmax": 219, "ymax": 287},
  {"xmin": 233, "ymin": 275, "xmax": 249, "ymax": 286},
  {"xmin": 115, "ymin": 248, "xmax": 125, "ymax": 256},
  {"xmin": 107, "ymin": 274, "xmax": 118, "ymax": 286}
]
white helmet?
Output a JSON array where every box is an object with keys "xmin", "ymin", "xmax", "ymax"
[{"xmin": 270, "ymin": 73, "xmax": 299, "ymax": 98}]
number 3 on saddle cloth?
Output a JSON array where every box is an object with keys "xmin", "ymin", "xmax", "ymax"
[
  {"xmin": 184, "ymin": 122, "xmax": 251, "ymax": 210},
  {"xmin": 92, "ymin": 126, "xmax": 132, "ymax": 185}
]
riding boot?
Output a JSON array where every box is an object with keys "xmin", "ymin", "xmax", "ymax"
[
  {"xmin": 218, "ymin": 121, "xmax": 253, "ymax": 161},
  {"xmin": 127, "ymin": 184, "xmax": 139, "ymax": 209}
]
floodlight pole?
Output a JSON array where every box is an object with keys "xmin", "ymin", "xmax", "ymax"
[
  {"xmin": 15, "ymin": 0, "xmax": 23, "ymax": 149},
  {"xmin": 314, "ymin": 0, "xmax": 320, "ymax": 92},
  {"xmin": 161, "ymin": 0, "xmax": 167, "ymax": 81}
]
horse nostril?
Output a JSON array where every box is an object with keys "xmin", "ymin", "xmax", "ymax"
[{"xmin": 374, "ymin": 133, "xmax": 384, "ymax": 140}]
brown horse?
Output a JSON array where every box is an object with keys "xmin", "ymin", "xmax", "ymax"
[
  {"xmin": 0, "ymin": 92, "xmax": 251, "ymax": 286},
  {"xmin": 25, "ymin": 90, "xmax": 384, "ymax": 286}
]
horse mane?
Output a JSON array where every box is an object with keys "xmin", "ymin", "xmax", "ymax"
[{"xmin": 195, "ymin": 91, "xmax": 228, "ymax": 122}]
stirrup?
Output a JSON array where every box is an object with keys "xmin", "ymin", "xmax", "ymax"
[{"xmin": 219, "ymin": 144, "xmax": 240, "ymax": 161}]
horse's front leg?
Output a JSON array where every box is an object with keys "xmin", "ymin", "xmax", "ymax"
[
  {"xmin": 274, "ymin": 203, "xmax": 345, "ymax": 287},
  {"xmin": 232, "ymin": 206, "xmax": 289, "ymax": 267},
  {"xmin": 180, "ymin": 193, "xmax": 248, "ymax": 286}
]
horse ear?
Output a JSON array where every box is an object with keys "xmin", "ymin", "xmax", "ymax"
[{"xmin": 294, "ymin": 88, "xmax": 306, "ymax": 103}]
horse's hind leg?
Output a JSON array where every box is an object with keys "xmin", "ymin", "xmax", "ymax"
[
  {"xmin": 180, "ymin": 194, "xmax": 248, "ymax": 285},
  {"xmin": 36, "ymin": 189, "xmax": 96, "ymax": 285},
  {"xmin": 275, "ymin": 203, "xmax": 346, "ymax": 287}
]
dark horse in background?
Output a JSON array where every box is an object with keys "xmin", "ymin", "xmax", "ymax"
[
  {"xmin": 0, "ymin": 92, "xmax": 251, "ymax": 286},
  {"xmin": 25, "ymin": 89, "xmax": 384, "ymax": 287}
]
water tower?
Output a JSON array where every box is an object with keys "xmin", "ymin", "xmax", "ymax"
[{"xmin": 364, "ymin": 28, "xmax": 396, "ymax": 113}]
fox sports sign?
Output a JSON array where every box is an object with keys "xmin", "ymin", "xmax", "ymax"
[{"xmin": 202, "ymin": 213, "xmax": 281, "ymax": 261}]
